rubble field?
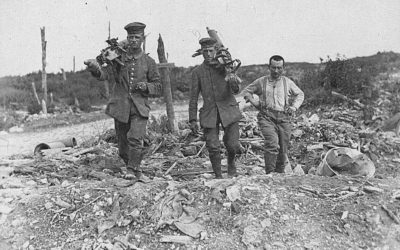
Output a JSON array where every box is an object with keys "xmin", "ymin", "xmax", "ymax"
[{"xmin": 1, "ymin": 103, "xmax": 400, "ymax": 249}]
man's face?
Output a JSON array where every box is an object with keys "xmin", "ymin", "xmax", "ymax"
[
  {"xmin": 127, "ymin": 34, "xmax": 144, "ymax": 49},
  {"xmin": 202, "ymin": 46, "xmax": 216, "ymax": 63},
  {"xmin": 269, "ymin": 59, "xmax": 284, "ymax": 79}
]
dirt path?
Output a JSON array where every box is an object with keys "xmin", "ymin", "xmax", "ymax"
[
  {"xmin": 0, "ymin": 104, "xmax": 193, "ymax": 159},
  {"xmin": 0, "ymin": 118, "xmax": 115, "ymax": 158},
  {"xmin": 0, "ymin": 99, "xmax": 248, "ymax": 159}
]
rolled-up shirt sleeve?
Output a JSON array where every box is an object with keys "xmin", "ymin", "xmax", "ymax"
[
  {"xmin": 288, "ymin": 80, "xmax": 304, "ymax": 110},
  {"xmin": 241, "ymin": 78, "xmax": 263, "ymax": 100}
]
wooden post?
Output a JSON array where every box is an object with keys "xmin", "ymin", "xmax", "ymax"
[
  {"xmin": 41, "ymin": 27, "xmax": 48, "ymax": 109},
  {"xmin": 31, "ymin": 82, "xmax": 40, "ymax": 105},
  {"xmin": 157, "ymin": 34, "xmax": 178, "ymax": 133},
  {"xmin": 108, "ymin": 21, "xmax": 111, "ymax": 40},
  {"xmin": 104, "ymin": 21, "xmax": 111, "ymax": 99}
]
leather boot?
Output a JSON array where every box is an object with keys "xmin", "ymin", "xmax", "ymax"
[
  {"xmin": 127, "ymin": 148, "xmax": 147, "ymax": 180},
  {"xmin": 120, "ymin": 156, "xmax": 128, "ymax": 166},
  {"xmin": 227, "ymin": 152, "xmax": 238, "ymax": 177},
  {"xmin": 128, "ymin": 149, "xmax": 151, "ymax": 182},
  {"xmin": 275, "ymin": 154, "xmax": 286, "ymax": 173},
  {"xmin": 209, "ymin": 151, "xmax": 223, "ymax": 179},
  {"xmin": 128, "ymin": 148, "xmax": 142, "ymax": 170},
  {"xmin": 264, "ymin": 153, "xmax": 277, "ymax": 174}
]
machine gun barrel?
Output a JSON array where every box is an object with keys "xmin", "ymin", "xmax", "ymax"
[{"xmin": 206, "ymin": 27, "xmax": 224, "ymax": 48}]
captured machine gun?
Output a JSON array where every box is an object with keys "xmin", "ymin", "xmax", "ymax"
[
  {"xmin": 96, "ymin": 37, "xmax": 127, "ymax": 67},
  {"xmin": 192, "ymin": 27, "xmax": 242, "ymax": 83}
]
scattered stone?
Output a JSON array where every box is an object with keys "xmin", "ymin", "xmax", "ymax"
[
  {"xmin": 349, "ymin": 186, "xmax": 359, "ymax": 192},
  {"xmin": 54, "ymin": 198, "xmax": 73, "ymax": 209},
  {"xmin": 61, "ymin": 180, "xmax": 72, "ymax": 188},
  {"xmin": 226, "ymin": 185, "xmax": 241, "ymax": 202},
  {"xmin": 292, "ymin": 165, "xmax": 305, "ymax": 175},
  {"xmin": 0, "ymin": 204, "xmax": 13, "ymax": 214},
  {"xmin": 281, "ymin": 214, "xmax": 289, "ymax": 221},
  {"xmin": 22, "ymin": 241, "xmax": 30, "ymax": 249},
  {"xmin": 341, "ymin": 211, "xmax": 349, "ymax": 220},
  {"xmin": 260, "ymin": 218, "xmax": 271, "ymax": 228},
  {"xmin": 363, "ymin": 186, "xmax": 384, "ymax": 193},
  {"xmin": 44, "ymin": 202, "xmax": 53, "ymax": 210},
  {"xmin": 292, "ymin": 129, "xmax": 303, "ymax": 138}
]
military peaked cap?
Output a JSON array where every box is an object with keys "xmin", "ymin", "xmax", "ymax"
[
  {"xmin": 199, "ymin": 37, "xmax": 217, "ymax": 47},
  {"xmin": 124, "ymin": 22, "xmax": 146, "ymax": 34}
]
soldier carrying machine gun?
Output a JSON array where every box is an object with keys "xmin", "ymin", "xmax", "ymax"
[
  {"xmin": 192, "ymin": 27, "xmax": 242, "ymax": 85},
  {"xmin": 189, "ymin": 28, "xmax": 243, "ymax": 179},
  {"xmin": 84, "ymin": 22, "xmax": 162, "ymax": 182}
]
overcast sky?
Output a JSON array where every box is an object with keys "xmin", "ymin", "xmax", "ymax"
[{"xmin": 0, "ymin": 0, "xmax": 399, "ymax": 77}]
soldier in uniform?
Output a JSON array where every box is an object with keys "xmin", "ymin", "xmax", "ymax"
[
  {"xmin": 189, "ymin": 37, "xmax": 242, "ymax": 179},
  {"xmin": 242, "ymin": 55, "xmax": 304, "ymax": 174},
  {"xmin": 85, "ymin": 22, "xmax": 161, "ymax": 181}
]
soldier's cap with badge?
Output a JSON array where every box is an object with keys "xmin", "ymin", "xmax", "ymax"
[
  {"xmin": 124, "ymin": 22, "xmax": 146, "ymax": 35},
  {"xmin": 199, "ymin": 37, "xmax": 217, "ymax": 48}
]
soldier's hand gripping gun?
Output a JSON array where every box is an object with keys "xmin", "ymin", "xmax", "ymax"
[{"xmin": 96, "ymin": 37, "xmax": 127, "ymax": 67}]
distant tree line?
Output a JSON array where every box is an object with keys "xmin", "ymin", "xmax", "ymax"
[{"xmin": 0, "ymin": 52, "xmax": 399, "ymax": 114}]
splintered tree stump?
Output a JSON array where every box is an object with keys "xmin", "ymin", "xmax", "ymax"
[
  {"xmin": 41, "ymin": 27, "xmax": 48, "ymax": 112},
  {"xmin": 157, "ymin": 34, "xmax": 178, "ymax": 133}
]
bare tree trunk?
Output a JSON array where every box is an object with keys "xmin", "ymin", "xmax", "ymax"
[
  {"xmin": 143, "ymin": 35, "xmax": 147, "ymax": 53},
  {"xmin": 61, "ymin": 68, "xmax": 67, "ymax": 82},
  {"xmin": 41, "ymin": 27, "xmax": 47, "ymax": 112},
  {"xmin": 41, "ymin": 99, "xmax": 47, "ymax": 114},
  {"xmin": 31, "ymin": 82, "xmax": 40, "ymax": 105},
  {"xmin": 157, "ymin": 34, "xmax": 177, "ymax": 133},
  {"xmin": 50, "ymin": 92, "xmax": 54, "ymax": 105},
  {"xmin": 73, "ymin": 56, "xmax": 76, "ymax": 73},
  {"xmin": 102, "ymin": 21, "xmax": 111, "ymax": 100}
]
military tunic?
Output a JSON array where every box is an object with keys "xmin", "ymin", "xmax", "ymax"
[
  {"xmin": 97, "ymin": 50, "xmax": 161, "ymax": 123},
  {"xmin": 94, "ymin": 49, "xmax": 161, "ymax": 164},
  {"xmin": 189, "ymin": 63, "xmax": 242, "ymax": 128},
  {"xmin": 189, "ymin": 62, "xmax": 242, "ymax": 154}
]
